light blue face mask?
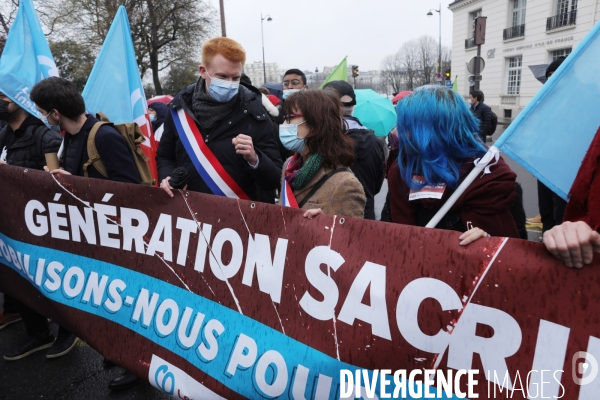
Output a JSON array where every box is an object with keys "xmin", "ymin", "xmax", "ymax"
[
  {"xmin": 149, "ymin": 114, "xmax": 157, "ymax": 122},
  {"xmin": 206, "ymin": 71, "xmax": 240, "ymax": 103},
  {"xmin": 41, "ymin": 111, "xmax": 61, "ymax": 131},
  {"xmin": 279, "ymin": 123, "xmax": 306, "ymax": 153},
  {"xmin": 282, "ymin": 89, "xmax": 301, "ymax": 100}
]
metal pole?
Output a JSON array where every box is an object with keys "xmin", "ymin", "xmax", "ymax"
[
  {"xmin": 475, "ymin": 44, "xmax": 481, "ymax": 91},
  {"xmin": 219, "ymin": 0, "xmax": 226, "ymax": 37},
  {"xmin": 261, "ymin": 14, "xmax": 266, "ymax": 85},
  {"xmin": 438, "ymin": 3, "xmax": 442, "ymax": 77}
]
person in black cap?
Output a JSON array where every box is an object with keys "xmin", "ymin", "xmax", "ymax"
[
  {"xmin": 536, "ymin": 56, "xmax": 568, "ymax": 233},
  {"xmin": 322, "ymin": 80, "xmax": 385, "ymax": 220}
]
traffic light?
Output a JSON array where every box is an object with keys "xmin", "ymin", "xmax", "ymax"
[
  {"xmin": 352, "ymin": 65, "xmax": 359, "ymax": 78},
  {"xmin": 445, "ymin": 69, "xmax": 451, "ymax": 79}
]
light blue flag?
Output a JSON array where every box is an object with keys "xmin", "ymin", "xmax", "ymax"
[
  {"xmin": 0, "ymin": 0, "xmax": 59, "ymax": 117},
  {"xmin": 82, "ymin": 5, "xmax": 151, "ymax": 134},
  {"xmin": 495, "ymin": 21, "xmax": 600, "ymax": 200}
]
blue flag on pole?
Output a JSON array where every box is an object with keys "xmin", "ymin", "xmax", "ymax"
[
  {"xmin": 82, "ymin": 5, "xmax": 157, "ymax": 181},
  {"xmin": 495, "ymin": 21, "xmax": 600, "ymax": 200},
  {"xmin": 0, "ymin": 0, "xmax": 58, "ymax": 117}
]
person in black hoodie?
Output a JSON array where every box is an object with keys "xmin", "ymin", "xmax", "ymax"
[
  {"xmin": 30, "ymin": 77, "xmax": 142, "ymax": 391},
  {"xmin": 30, "ymin": 77, "xmax": 141, "ymax": 184},
  {"xmin": 148, "ymin": 102, "xmax": 168, "ymax": 132},
  {"xmin": 0, "ymin": 92, "xmax": 63, "ymax": 362},
  {"xmin": 469, "ymin": 90, "xmax": 492, "ymax": 142},
  {"xmin": 156, "ymin": 37, "xmax": 282, "ymax": 200},
  {"xmin": 322, "ymin": 81, "xmax": 385, "ymax": 220}
]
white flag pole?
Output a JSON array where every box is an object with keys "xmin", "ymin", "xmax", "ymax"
[{"xmin": 425, "ymin": 146, "xmax": 500, "ymax": 228}]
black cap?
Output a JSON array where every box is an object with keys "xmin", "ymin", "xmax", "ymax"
[
  {"xmin": 546, "ymin": 56, "xmax": 566, "ymax": 78},
  {"xmin": 323, "ymin": 80, "xmax": 356, "ymax": 106}
]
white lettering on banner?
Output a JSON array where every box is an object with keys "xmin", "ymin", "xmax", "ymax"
[
  {"xmin": 528, "ymin": 320, "xmax": 570, "ymax": 398},
  {"xmin": 196, "ymin": 319, "xmax": 225, "ymax": 362},
  {"xmin": 338, "ymin": 261, "xmax": 391, "ymax": 340},
  {"xmin": 95, "ymin": 204, "xmax": 120, "ymax": 249},
  {"xmin": 121, "ymin": 207, "xmax": 149, "ymax": 253},
  {"xmin": 254, "ymin": 350, "xmax": 289, "ymax": 397},
  {"xmin": 104, "ymin": 279, "xmax": 126, "ymax": 313},
  {"xmin": 146, "ymin": 214, "xmax": 173, "ymax": 261},
  {"xmin": 242, "ymin": 233, "xmax": 288, "ymax": 303},
  {"xmin": 148, "ymin": 354, "xmax": 225, "ymax": 399},
  {"xmin": 209, "ymin": 228, "xmax": 244, "ymax": 280},
  {"xmin": 176, "ymin": 307, "xmax": 205, "ymax": 349},
  {"xmin": 24, "ymin": 200, "xmax": 48, "ymax": 236},
  {"xmin": 22, "ymin": 199, "xmax": 292, "ymax": 303},
  {"xmin": 62, "ymin": 266, "xmax": 85, "ymax": 298},
  {"xmin": 132, "ymin": 288, "xmax": 160, "ymax": 328},
  {"xmin": 291, "ymin": 365, "xmax": 334, "ymax": 400},
  {"xmin": 194, "ymin": 222, "xmax": 213, "ymax": 273},
  {"xmin": 175, "ymin": 218, "xmax": 197, "ymax": 266},
  {"xmin": 68, "ymin": 205, "xmax": 96, "ymax": 244},
  {"xmin": 299, "ymin": 246, "xmax": 345, "ymax": 320},
  {"xmin": 448, "ymin": 304, "xmax": 522, "ymax": 390},
  {"xmin": 396, "ymin": 278, "xmax": 463, "ymax": 353},
  {"xmin": 226, "ymin": 333, "xmax": 258, "ymax": 377},
  {"xmin": 48, "ymin": 202, "xmax": 70, "ymax": 240},
  {"xmin": 155, "ymin": 298, "xmax": 179, "ymax": 337},
  {"xmin": 81, "ymin": 272, "xmax": 109, "ymax": 307}
]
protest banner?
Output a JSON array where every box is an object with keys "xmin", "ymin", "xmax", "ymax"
[{"xmin": 0, "ymin": 166, "xmax": 599, "ymax": 399}]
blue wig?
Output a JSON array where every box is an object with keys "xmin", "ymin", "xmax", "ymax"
[{"xmin": 396, "ymin": 87, "xmax": 487, "ymax": 190}]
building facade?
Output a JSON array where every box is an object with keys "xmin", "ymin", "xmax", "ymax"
[
  {"xmin": 449, "ymin": 0, "xmax": 600, "ymax": 120},
  {"xmin": 243, "ymin": 61, "xmax": 285, "ymax": 87}
]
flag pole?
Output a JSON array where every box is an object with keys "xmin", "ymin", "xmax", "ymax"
[{"xmin": 425, "ymin": 146, "xmax": 499, "ymax": 228}]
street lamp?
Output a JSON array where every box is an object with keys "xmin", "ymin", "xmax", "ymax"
[
  {"xmin": 427, "ymin": 4, "xmax": 442, "ymax": 82},
  {"xmin": 261, "ymin": 13, "xmax": 272, "ymax": 85}
]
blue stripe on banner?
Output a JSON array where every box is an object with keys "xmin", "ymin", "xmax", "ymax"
[
  {"xmin": 0, "ymin": 232, "xmax": 451, "ymax": 399},
  {"xmin": 171, "ymin": 109, "xmax": 226, "ymax": 197}
]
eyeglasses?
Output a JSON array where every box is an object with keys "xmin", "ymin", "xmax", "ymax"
[
  {"xmin": 283, "ymin": 79, "xmax": 301, "ymax": 87},
  {"xmin": 284, "ymin": 113, "xmax": 305, "ymax": 124}
]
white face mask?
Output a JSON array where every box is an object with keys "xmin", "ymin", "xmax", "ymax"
[
  {"xmin": 282, "ymin": 89, "xmax": 301, "ymax": 100},
  {"xmin": 279, "ymin": 122, "xmax": 307, "ymax": 153},
  {"xmin": 206, "ymin": 71, "xmax": 240, "ymax": 103},
  {"xmin": 41, "ymin": 110, "xmax": 61, "ymax": 131}
]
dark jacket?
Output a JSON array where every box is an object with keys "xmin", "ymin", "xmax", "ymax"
[
  {"xmin": 61, "ymin": 114, "xmax": 141, "ymax": 184},
  {"xmin": 149, "ymin": 102, "xmax": 168, "ymax": 132},
  {"xmin": 0, "ymin": 114, "xmax": 62, "ymax": 170},
  {"xmin": 388, "ymin": 156, "xmax": 520, "ymax": 238},
  {"xmin": 344, "ymin": 116, "xmax": 386, "ymax": 220},
  {"xmin": 471, "ymin": 101, "xmax": 492, "ymax": 141},
  {"xmin": 156, "ymin": 82, "xmax": 283, "ymax": 200}
]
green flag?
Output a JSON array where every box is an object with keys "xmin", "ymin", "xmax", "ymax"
[
  {"xmin": 320, "ymin": 57, "xmax": 347, "ymax": 88},
  {"xmin": 452, "ymin": 75, "xmax": 458, "ymax": 92}
]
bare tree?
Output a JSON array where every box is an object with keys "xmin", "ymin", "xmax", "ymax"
[
  {"xmin": 381, "ymin": 35, "xmax": 451, "ymax": 91},
  {"xmin": 40, "ymin": 0, "xmax": 216, "ymax": 94},
  {"xmin": 0, "ymin": 0, "xmax": 19, "ymax": 55}
]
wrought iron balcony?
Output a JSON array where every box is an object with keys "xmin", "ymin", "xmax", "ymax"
[
  {"xmin": 546, "ymin": 10, "xmax": 577, "ymax": 31},
  {"xmin": 503, "ymin": 24, "xmax": 525, "ymax": 40},
  {"xmin": 465, "ymin": 37, "xmax": 476, "ymax": 49}
]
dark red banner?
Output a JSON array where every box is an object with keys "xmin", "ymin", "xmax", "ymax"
[{"xmin": 0, "ymin": 165, "xmax": 598, "ymax": 399}]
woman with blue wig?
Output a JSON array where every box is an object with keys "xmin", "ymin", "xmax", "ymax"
[{"xmin": 388, "ymin": 87, "xmax": 520, "ymax": 243}]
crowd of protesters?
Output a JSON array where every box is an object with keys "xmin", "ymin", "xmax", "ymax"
[{"xmin": 0, "ymin": 36, "xmax": 598, "ymax": 392}]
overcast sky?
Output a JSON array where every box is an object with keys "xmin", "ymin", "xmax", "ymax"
[{"xmin": 207, "ymin": 0, "xmax": 454, "ymax": 72}]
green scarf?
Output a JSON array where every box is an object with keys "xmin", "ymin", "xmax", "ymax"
[{"xmin": 293, "ymin": 153, "xmax": 323, "ymax": 190}]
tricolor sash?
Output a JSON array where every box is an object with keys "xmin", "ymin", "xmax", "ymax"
[
  {"xmin": 281, "ymin": 158, "xmax": 299, "ymax": 208},
  {"xmin": 281, "ymin": 178, "xmax": 299, "ymax": 208},
  {"xmin": 171, "ymin": 108, "xmax": 250, "ymax": 200}
]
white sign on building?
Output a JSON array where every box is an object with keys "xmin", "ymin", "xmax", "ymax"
[{"xmin": 449, "ymin": 0, "xmax": 600, "ymax": 119}]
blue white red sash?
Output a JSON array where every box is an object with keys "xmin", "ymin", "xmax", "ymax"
[
  {"xmin": 281, "ymin": 159, "xmax": 299, "ymax": 208},
  {"xmin": 281, "ymin": 178, "xmax": 299, "ymax": 208},
  {"xmin": 171, "ymin": 108, "xmax": 250, "ymax": 200}
]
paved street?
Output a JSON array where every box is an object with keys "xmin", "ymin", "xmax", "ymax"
[{"xmin": 0, "ymin": 123, "xmax": 543, "ymax": 399}]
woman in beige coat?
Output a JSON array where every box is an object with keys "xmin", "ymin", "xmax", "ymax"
[{"xmin": 279, "ymin": 90, "xmax": 366, "ymax": 218}]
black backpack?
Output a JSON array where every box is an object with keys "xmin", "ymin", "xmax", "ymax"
[{"xmin": 490, "ymin": 111, "xmax": 498, "ymax": 135}]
